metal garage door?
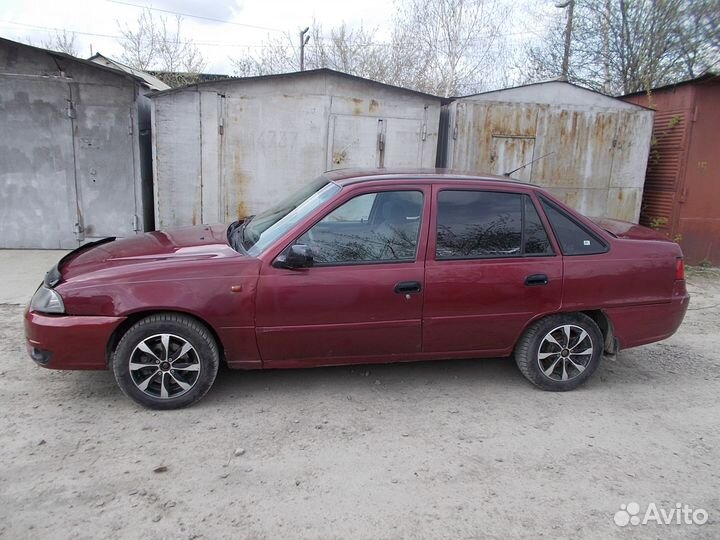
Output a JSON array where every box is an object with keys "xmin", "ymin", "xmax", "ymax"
[{"xmin": 0, "ymin": 78, "xmax": 139, "ymax": 248}]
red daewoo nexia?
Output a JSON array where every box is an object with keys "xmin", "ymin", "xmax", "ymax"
[{"xmin": 25, "ymin": 170, "xmax": 689, "ymax": 409}]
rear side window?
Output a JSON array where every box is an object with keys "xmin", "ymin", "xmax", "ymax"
[
  {"xmin": 436, "ymin": 191, "xmax": 523, "ymax": 259},
  {"xmin": 436, "ymin": 191, "xmax": 556, "ymax": 259},
  {"xmin": 524, "ymin": 197, "xmax": 553, "ymax": 255},
  {"xmin": 540, "ymin": 198, "xmax": 608, "ymax": 255}
]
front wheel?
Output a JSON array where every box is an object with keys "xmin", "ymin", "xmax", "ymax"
[
  {"xmin": 515, "ymin": 313, "xmax": 603, "ymax": 391},
  {"xmin": 112, "ymin": 313, "xmax": 220, "ymax": 409}
]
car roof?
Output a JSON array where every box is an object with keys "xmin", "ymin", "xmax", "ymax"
[{"xmin": 323, "ymin": 168, "xmax": 535, "ymax": 189}]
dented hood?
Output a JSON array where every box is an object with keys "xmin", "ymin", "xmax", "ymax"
[{"xmin": 58, "ymin": 225, "xmax": 246, "ymax": 282}]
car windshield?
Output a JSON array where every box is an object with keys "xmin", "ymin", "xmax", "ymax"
[{"xmin": 232, "ymin": 177, "xmax": 340, "ymax": 256}]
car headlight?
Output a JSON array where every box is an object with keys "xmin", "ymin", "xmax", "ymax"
[{"xmin": 30, "ymin": 286, "xmax": 65, "ymax": 314}]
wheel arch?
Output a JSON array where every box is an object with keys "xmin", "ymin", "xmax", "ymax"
[
  {"xmin": 106, "ymin": 310, "xmax": 226, "ymax": 366},
  {"xmin": 581, "ymin": 309, "xmax": 617, "ymax": 355},
  {"xmin": 515, "ymin": 309, "xmax": 617, "ymax": 356}
]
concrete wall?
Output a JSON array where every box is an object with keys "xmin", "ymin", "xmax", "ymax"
[
  {"xmin": 0, "ymin": 39, "xmax": 150, "ymax": 248},
  {"xmin": 151, "ymin": 71, "xmax": 442, "ymax": 228},
  {"xmin": 446, "ymin": 82, "xmax": 654, "ymax": 222}
]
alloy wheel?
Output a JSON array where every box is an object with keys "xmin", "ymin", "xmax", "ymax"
[
  {"xmin": 537, "ymin": 324, "xmax": 594, "ymax": 382},
  {"xmin": 129, "ymin": 333, "xmax": 201, "ymax": 399}
]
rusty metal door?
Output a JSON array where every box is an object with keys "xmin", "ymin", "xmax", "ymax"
[
  {"xmin": 328, "ymin": 115, "xmax": 424, "ymax": 169},
  {"xmin": 200, "ymin": 92, "xmax": 225, "ymax": 224},
  {"xmin": 0, "ymin": 77, "xmax": 79, "ymax": 248},
  {"xmin": 328, "ymin": 115, "xmax": 382, "ymax": 168},
  {"xmin": 490, "ymin": 136, "xmax": 536, "ymax": 181},
  {"xmin": 383, "ymin": 118, "xmax": 424, "ymax": 168},
  {"xmin": 70, "ymin": 83, "xmax": 138, "ymax": 241}
]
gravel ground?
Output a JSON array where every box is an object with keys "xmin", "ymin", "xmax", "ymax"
[{"xmin": 1, "ymin": 267, "xmax": 719, "ymax": 539}]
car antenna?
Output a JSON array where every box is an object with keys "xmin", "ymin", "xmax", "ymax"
[{"xmin": 503, "ymin": 151, "xmax": 554, "ymax": 177}]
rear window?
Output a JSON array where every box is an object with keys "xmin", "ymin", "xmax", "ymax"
[{"xmin": 540, "ymin": 198, "xmax": 608, "ymax": 256}]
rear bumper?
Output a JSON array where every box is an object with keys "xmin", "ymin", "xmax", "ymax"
[
  {"xmin": 607, "ymin": 293, "xmax": 690, "ymax": 350},
  {"xmin": 24, "ymin": 308, "xmax": 125, "ymax": 370}
]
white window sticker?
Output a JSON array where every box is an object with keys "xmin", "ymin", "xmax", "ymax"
[{"xmin": 583, "ymin": 240, "xmax": 591, "ymax": 246}]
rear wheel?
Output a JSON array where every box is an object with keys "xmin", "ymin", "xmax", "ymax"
[
  {"xmin": 112, "ymin": 313, "xmax": 220, "ymax": 409},
  {"xmin": 515, "ymin": 313, "xmax": 603, "ymax": 391}
]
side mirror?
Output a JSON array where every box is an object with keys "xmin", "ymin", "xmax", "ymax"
[{"xmin": 273, "ymin": 244, "xmax": 314, "ymax": 270}]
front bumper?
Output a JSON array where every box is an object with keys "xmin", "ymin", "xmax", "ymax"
[{"xmin": 24, "ymin": 308, "xmax": 125, "ymax": 370}]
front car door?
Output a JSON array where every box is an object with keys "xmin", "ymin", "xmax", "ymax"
[
  {"xmin": 255, "ymin": 184, "xmax": 430, "ymax": 366},
  {"xmin": 423, "ymin": 185, "xmax": 563, "ymax": 355}
]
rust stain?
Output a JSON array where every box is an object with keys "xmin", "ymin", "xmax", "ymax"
[
  {"xmin": 332, "ymin": 149, "xmax": 347, "ymax": 166},
  {"xmin": 234, "ymin": 168, "xmax": 248, "ymax": 219},
  {"xmin": 191, "ymin": 208, "xmax": 197, "ymax": 226},
  {"xmin": 369, "ymin": 99, "xmax": 379, "ymax": 113},
  {"xmin": 351, "ymin": 97, "xmax": 363, "ymax": 115}
]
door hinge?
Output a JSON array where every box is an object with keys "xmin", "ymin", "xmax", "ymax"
[
  {"xmin": 74, "ymin": 221, "xmax": 85, "ymax": 242},
  {"xmin": 132, "ymin": 214, "xmax": 141, "ymax": 232},
  {"xmin": 218, "ymin": 117, "xmax": 224, "ymax": 136},
  {"xmin": 128, "ymin": 113, "xmax": 134, "ymax": 136},
  {"xmin": 66, "ymin": 100, "xmax": 76, "ymax": 119},
  {"xmin": 421, "ymin": 122, "xmax": 427, "ymax": 141},
  {"xmin": 377, "ymin": 119, "xmax": 386, "ymax": 168},
  {"xmin": 452, "ymin": 124, "xmax": 458, "ymax": 140}
]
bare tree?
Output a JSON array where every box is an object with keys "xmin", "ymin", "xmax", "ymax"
[
  {"xmin": 232, "ymin": 21, "xmax": 389, "ymax": 79},
  {"xmin": 231, "ymin": 0, "xmax": 508, "ymax": 96},
  {"xmin": 395, "ymin": 0, "xmax": 508, "ymax": 96},
  {"xmin": 521, "ymin": 0, "xmax": 720, "ymax": 95},
  {"xmin": 40, "ymin": 30, "xmax": 79, "ymax": 56},
  {"xmin": 117, "ymin": 8, "xmax": 206, "ymax": 87}
]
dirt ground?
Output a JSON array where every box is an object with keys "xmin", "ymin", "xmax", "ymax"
[{"xmin": 1, "ymin": 267, "xmax": 719, "ymax": 540}]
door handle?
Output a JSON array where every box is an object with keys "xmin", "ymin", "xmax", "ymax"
[
  {"xmin": 525, "ymin": 274, "xmax": 549, "ymax": 286},
  {"xmin": 394, "ymin": 281, "xmax": 422, "ymax": 294}
]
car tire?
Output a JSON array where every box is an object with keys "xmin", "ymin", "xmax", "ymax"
[
  {"xmin": 112, "ymin": 313, "xmax": 220, "ymax": 409},
  {"xmin": 515, "ymin": 313, "xmax": 603, "ymax": 391}
]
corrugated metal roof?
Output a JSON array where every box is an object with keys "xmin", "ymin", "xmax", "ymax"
[
  {"xmin": 0, "ymin": 37, "xmax": 147, "ymax": 86},
  {"xmin": 88, "ymin": 53, "xmax": 170, "ymax": 91},
  {"xmin": 147, "ymin": 67, "xmax": 445, "ymax": 101},
  {"xmin": 621, "ymin": 72, "xmax": 719, "ymax": 97},
  {"xmin": 454, "ymin": 80, "xmax": 651, "ymax": 111}
]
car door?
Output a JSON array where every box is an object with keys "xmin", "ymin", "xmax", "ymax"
[
  {"xmin": 254, "ymin": 185, "xmax": 430, "ymax": 365},
  {"xmin": 423, "ymin": 185, "xmax": 563, "ymax": 355}
]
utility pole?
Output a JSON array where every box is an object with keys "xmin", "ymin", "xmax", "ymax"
[
  {"xmin": 556, "ymin": 0, "xmax": 574, "ymax": 81},
  {"xmin": 299, "ymin": 27, "xmax": 310, "ymax": 71}
]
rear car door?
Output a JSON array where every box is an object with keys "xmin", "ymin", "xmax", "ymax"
[
  {"xmin": 423, "ymin": 185, "xmax": 562, "ymax": 354},
  {"xmin": 255, "ymin": 185, "xmax": 430, "ymax": 364}
]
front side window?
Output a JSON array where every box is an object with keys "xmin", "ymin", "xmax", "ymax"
[
  {"xmin": 297, "ymin": 190, "xmax": 424, "ymax": 265},
  {"xmin": 243, "ymin": 179, "xmax": 341, "ymax": 256},
  {"xmin": 540, "ymin": 198, "xmax": 607, "ymax": 256}
]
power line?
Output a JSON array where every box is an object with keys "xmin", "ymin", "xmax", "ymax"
[
  {"xmin": 106, "ymin": 0, "xmax": 283, "ymax": 32},
  {"xmin": 1, "ymin": 19, "xmax": 541, "ymax": 49},
  {"xmin": 0, "ymin": 20, "xmax": 275, "ymax": 48}
]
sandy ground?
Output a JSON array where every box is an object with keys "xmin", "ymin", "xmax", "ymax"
[{"xmin": 0, "ymin": 254, "xmax": 718, "ymax": 539}]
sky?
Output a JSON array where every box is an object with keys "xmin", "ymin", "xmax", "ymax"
[{"xmin": 0, "ymin": 0, "xmax": 551, "ymax": 75}]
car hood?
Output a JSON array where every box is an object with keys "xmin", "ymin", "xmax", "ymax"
[
  {"xmin": 59, "ymin": 225, "xmax": 247, "ymax": 282},
  {"xmin": 589, "ymin": 217, "xmax": 672, "ymax": 242}
]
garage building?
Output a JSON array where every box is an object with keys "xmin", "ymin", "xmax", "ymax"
[
  {"xmin": 443, "ymin": 81, "xmax": 654, "ymax": 222},
  {"xmin": 0, "ymin": 38, "xmax": 157, "ymax": 249},
  {"xmin": 149, "ymin": 69, "xmax": 443, "ymax": 228}
]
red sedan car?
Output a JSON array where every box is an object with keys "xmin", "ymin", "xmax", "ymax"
[{"xmin": 25, "ymin": 170, "xmax": 689, "ymax": 409}]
